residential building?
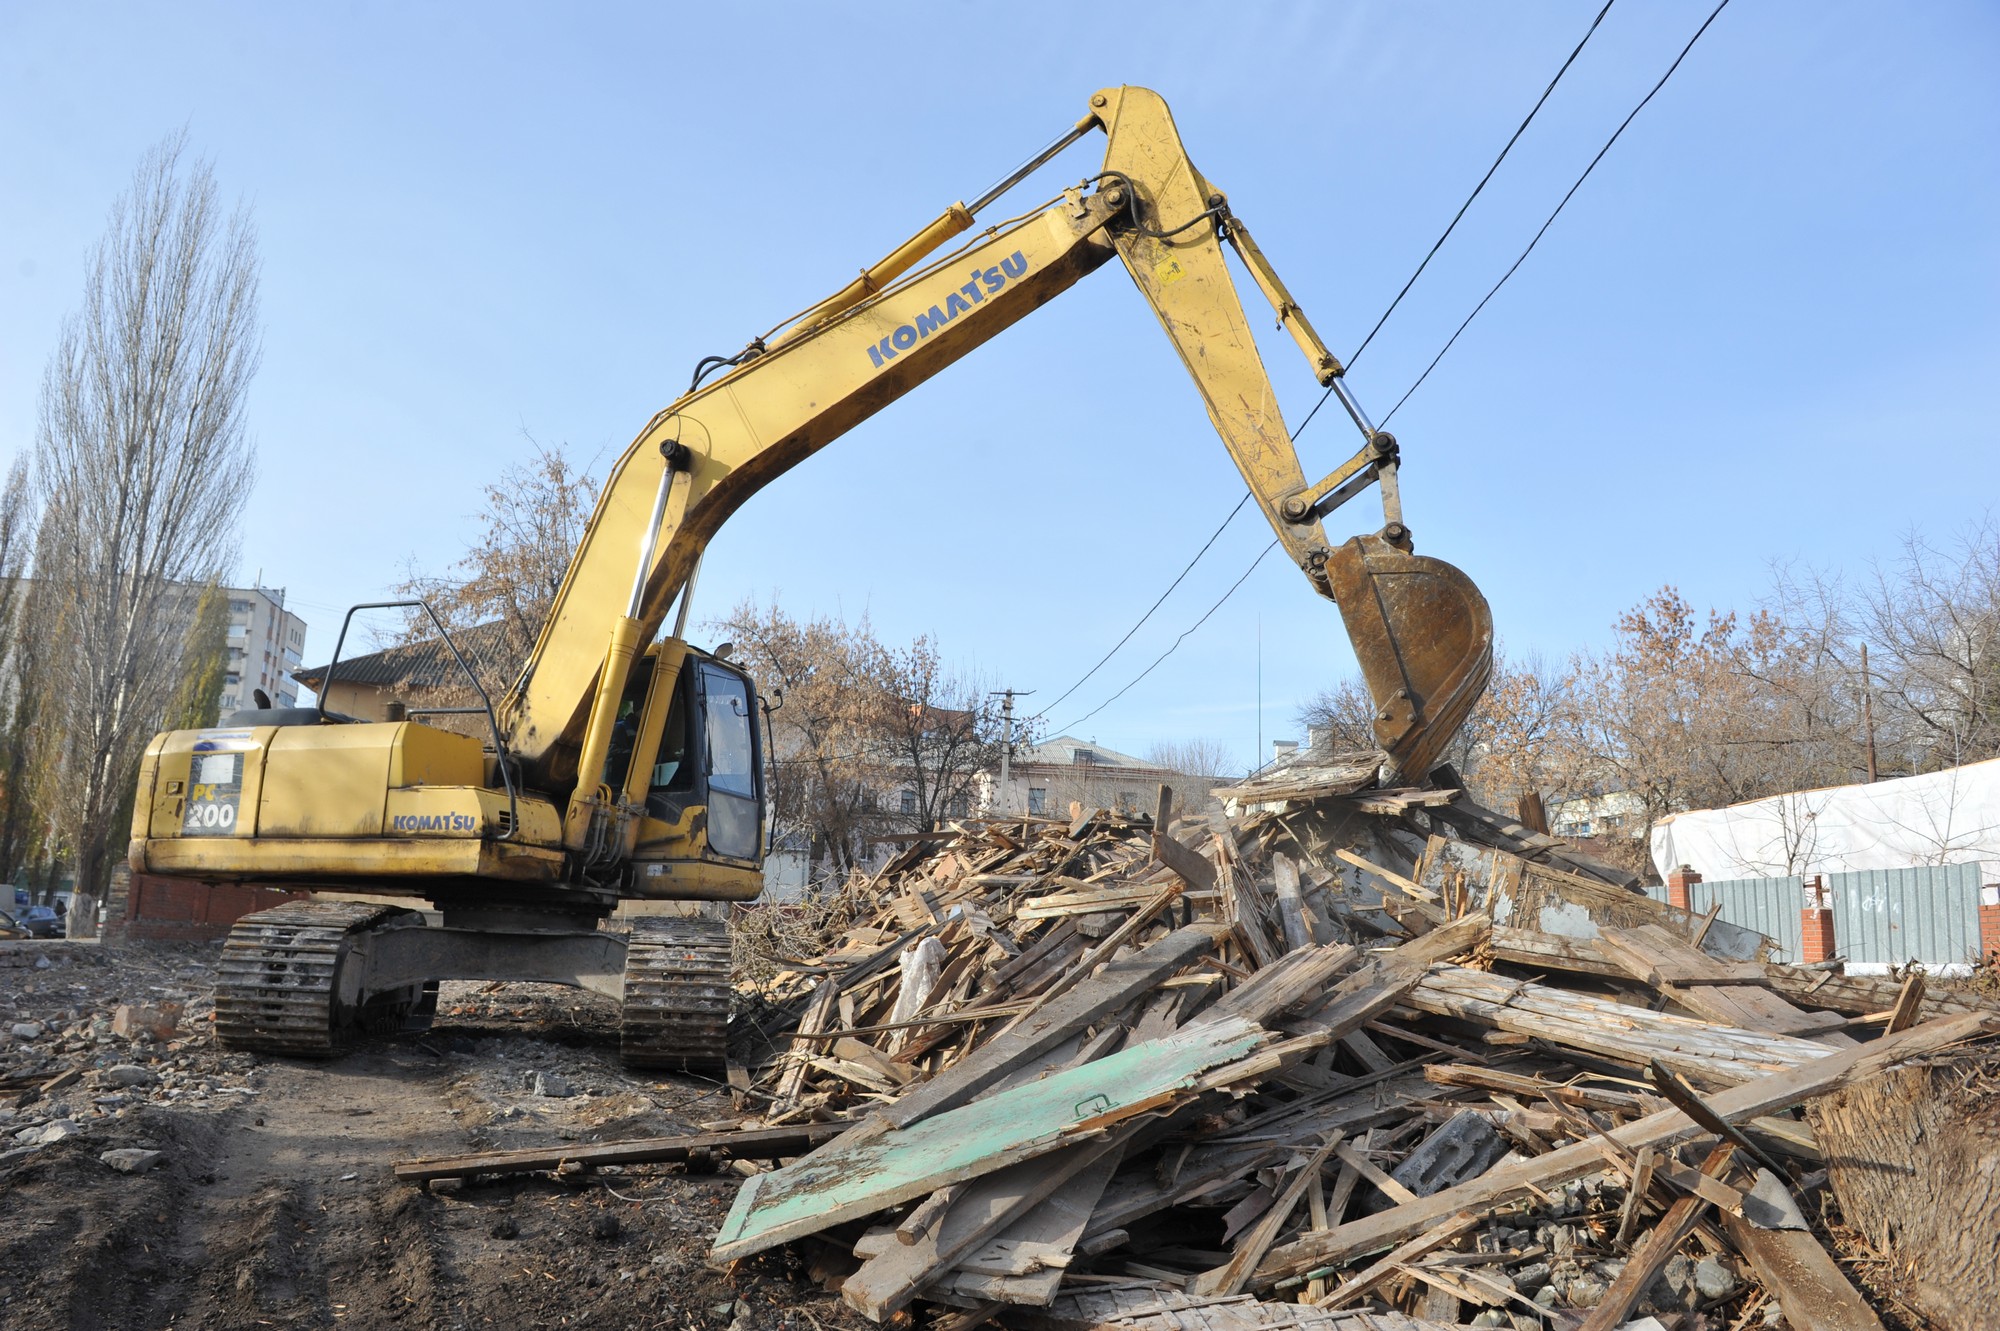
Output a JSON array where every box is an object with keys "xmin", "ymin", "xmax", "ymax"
[
  {"xmin": 292, "ymin": 620, "xmax": 512, "ymax": 722},
  {"xmin": 219, "ymin": 586, "xmax": 308, "ymax": 715},
  {"xmin": 1549, "ymin": 788, "xmax": 1648, "ymax": 841},
  {"xmin": 979, "ymin": 735, "xmax": 1200, "ymax": 819}
]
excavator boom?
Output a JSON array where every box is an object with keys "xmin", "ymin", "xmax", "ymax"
[{"xmin": 129, "ymin": 85, "xmax": 1493, "ymax": 1068}]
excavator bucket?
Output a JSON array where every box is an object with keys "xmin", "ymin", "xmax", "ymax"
[{"xmin": 1324, "ymin": 533, "xmax": 1495, "ymax": 785}]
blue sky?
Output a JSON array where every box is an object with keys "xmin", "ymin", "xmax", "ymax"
[{"xmin": 3, "ymin": 2, "xmax": 1995, "ymax": 772}]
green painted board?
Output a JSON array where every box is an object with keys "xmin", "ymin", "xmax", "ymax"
[{"xmin": 711, "ymin": 1015, "xmax": 1267, "ymax": 1262}]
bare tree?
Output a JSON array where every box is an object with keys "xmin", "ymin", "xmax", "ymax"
[
  {"xmin": 1856, "ymin": 520, "xmax": 2000, "ymax": 772},
  {"xmin": 0, "ymin": 461, "xmax": 46, "ymax": 882},
  {"xmin": 396, "ymin": 436, "xmax": 599, "ymax": 698},
  {"xmin": 873, "ymin": 637, "xmax": 1002, "ymax": 832},
  {"xmin": 718, "ymin": 599, "xmax": 884, "ymax": 875},
  {"xmin": 33, "ymin": 132, "xmax": 260, "ymax": 925},
  {"xmin": 1145, "ymin": 737, "xmax": 1241, "ymax": 780}
]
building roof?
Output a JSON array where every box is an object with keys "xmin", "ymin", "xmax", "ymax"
[
  {"xmin": 1010, "ymin": 736, "xmax": 1161, "ymax": 771},
  {"xmin": 294, "ymin": 620, "xmax": 514, "ymax": 694}
]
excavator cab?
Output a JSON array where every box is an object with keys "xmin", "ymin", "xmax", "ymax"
[{"xmin": 603, "ymin": 639, "xmax": 767, "ymax": 896}]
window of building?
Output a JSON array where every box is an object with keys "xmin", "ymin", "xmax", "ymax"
[
  {"xmin": 949, "ymin": 794, "xmax": 970, "ymax": 819},
  {"xmin": 1027, "ymin": 787, "xmax": 1046, "ymax": 815},
  {"xmin": 900, "ymin": 790, "xmax": 917, "ymax": 816},
  {"xmin": 1072, "ymin": 749, "xmax": 1096, "ymax": 765}
]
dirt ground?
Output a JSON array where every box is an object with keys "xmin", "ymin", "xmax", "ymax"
[{"xmin": 0, "ymin": 941, "xmax": 860, "ymax": 1331}]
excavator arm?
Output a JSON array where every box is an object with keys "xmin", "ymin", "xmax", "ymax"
[
  {"xmin": 130, "ymin": 85, "xmax": 1495, "ymax": 1070},
  {"xmin": 511, "ymin": 85, "xmax": 1491, "ymax": 833}
]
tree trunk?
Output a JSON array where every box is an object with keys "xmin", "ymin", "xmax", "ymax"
[{"xmin": 1807, "ymin": 1039, "xmax": 2000, "ymax": 1330}]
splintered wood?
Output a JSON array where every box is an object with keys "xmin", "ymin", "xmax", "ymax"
[{"xmin": 392, "ymin": 758, "xmax": 2000, "ymax": 1330}]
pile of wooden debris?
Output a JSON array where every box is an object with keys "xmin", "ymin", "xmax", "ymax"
[{"xmin": 398, "ymin": 756, "xmax": 2000, "ymax": 1331}]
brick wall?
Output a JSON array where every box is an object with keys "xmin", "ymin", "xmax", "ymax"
[
  {"xmin": 105, "ymin": 873, "xmax": 309, "ymax": 943},
  {"xmin": 1666, "ymin": 865, "xmax": 1702, "ymax": 913},
  {"xmin": 1801, "ymin": 905, "xmax": 1838, "ymax": 964}
]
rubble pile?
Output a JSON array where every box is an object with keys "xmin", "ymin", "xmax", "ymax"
[
  {"xmin": 0, "ymin": 941, "xmax": 257, "ymax": 1165},
  {"xmin": 400, "ymin": 754, "xmax": 2000, "ymax": 1331}
]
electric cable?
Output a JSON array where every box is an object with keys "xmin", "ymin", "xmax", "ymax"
[
  {"xmin": 1047, "ymin": 0, "xmax": 1731, "ymax": 739},
  {"xmin": 1050, "ymin": 538, "xmax": 1282, "ymax": 736},
  {"xmin": 1380, "ymin": 0, "xmax": 1733, "ymax": 427},
  {"xmin": 1348, "ymin": 0, "xmax": 1617, "ymax": 371},
  {"xmin": 1029, "ymin": 373, "xmax": 1348, "ymax": 726}
]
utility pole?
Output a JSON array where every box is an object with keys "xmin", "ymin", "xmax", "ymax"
[
  {"xmin": 1257, "ymin": 615, "xmax": 1264, "ymax": 771},
  {"xmin": 990, "ymin": 688, "xmax": 1032, "ymax": 808},
  {"xmin": 1861, "ymin": 642, "xmax": 1878, "ymax": 783}
]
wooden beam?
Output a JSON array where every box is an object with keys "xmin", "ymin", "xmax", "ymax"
[
  {"xmin": 392, "ymin": 1121, "xmax": 853, "ymax": 1183},
  {"xmin": 1251, "ymin": 1012, "xmax": 1997, "ymax": 1287},
  {"xmin": 1720, "ymin": 1178, "xmax": 1886, "ymax": 1331},
  {"xmin": 867, "ymin": 920, "xmax": 1230, "ymax": 1135},
  {"xmin": 1577, "ymin": 1143, "xmax": 1737, "ymax": 1331}
]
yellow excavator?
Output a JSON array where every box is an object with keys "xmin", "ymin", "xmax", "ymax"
[{"xmin": 128, "ymin": 87, "xmax": 1491, "ymax": 1068}]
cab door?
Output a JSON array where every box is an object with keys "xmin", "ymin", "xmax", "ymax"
[{"xmin": 694, "ymin": 661, "xmax": 763, "ymax": 864}]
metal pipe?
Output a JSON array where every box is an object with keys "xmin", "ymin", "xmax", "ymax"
[
  {"xmin": 966, "ymin": 117, "xmax": 1095, "ymax": 216},
  {"xmin": 1329, "ymin": 377, "xmax": 1379, "ymax": 441},
  {"xmin": 671, "ymin": 555, "xmax": 703, "ymax": 641},
  {"xmin": 628, "ymin": 453, "xmax": 678, "ymax": 619}
]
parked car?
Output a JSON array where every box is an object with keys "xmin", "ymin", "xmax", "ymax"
[
  {"xmin": 15, "ymin": 905, "xmax": 62, "ymax": 939},
  {"xmin": 0, "ymin": 909, "xmax": 27, "ymax": 940}
]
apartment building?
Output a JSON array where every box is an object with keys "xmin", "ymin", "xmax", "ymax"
[{"xmin": 219, "ymin": 586, "xmax": 307, "ymax": 714}]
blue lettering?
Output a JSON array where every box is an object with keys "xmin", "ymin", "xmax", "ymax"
[
  {"xmin": 961, "ymin": 279, "xmax": 983, "ymax": 304},
  {"xmin": 944, "ymin": 292, "xmax": 970, "ymax": 319},
  {"xmin": 913, "ymin": 305, "xmax": 949, "ymax": 338},
  {"xmin": 891, "ymin": 325, "xmax": 917, "ymax": 351},
  {"xmin": 868, "ymin": 342, "xmax": 887, "ymax": 368},
  {"xmin": 999, "ymin": 251, "xmax": 1028, "ymax": 281},
  {"xmin": 982, "ymin": 267, "xmax": 1004, "ymax": 294}
]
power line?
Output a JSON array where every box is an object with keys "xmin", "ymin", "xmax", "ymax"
[
  {"xmin": 1048, "ymin": 1, "xmax": 1733, "ymax": 737},
  {"xmin": 1027, "ymin": 380, "xmax": 1347, "ymax": 725},
  {"xmin": 1031, "ymin": 493, "xmax": 1251, "ymax": 720},
  {"xmin": 1050, "ymin": 539, "xmax": 1281, "ymax": 736},
  {"xmin": 1348, "ymin": 0, "xmax": 1618, "ymax": 371},
  {"xmin": 1380, "ymin": 0, "xmax": 1733, "ymax": 427}
]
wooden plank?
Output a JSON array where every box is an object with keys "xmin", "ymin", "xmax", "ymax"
[
  {"xmin": 1406, "ymin": 965, "xmax": 1835, "ymax": 1086},
  {"xmin": 1193, "ymin": 1134, "xmax": 1342, "ymax": 1296},
  {"xmin": 1596, "ymin": 925, "xmax": 1855, "ymax": 1043},
  {"xmin": 1315, "ymin": 1211, "xmax": 1477, "ymax": 1309},
  {"xmin": 1612, "ymin": 1146, "xmax": 1656, "ymax": 1248},
  {"xmin": 1886, "ymin": 972, "xmax": 1926, "ymax": 1033},
  {"xmin": 1252, "ymin": 1012, "xmax": 1997, "ymax": 1287},
  {"xmin": 713, "ymin": 1016, "xmax": 1268, "ymax": 1262},
  {"xmin": 1720, "ymin": 1179, "xmax": 1886, "ymax": 1331},
  {"xmin": 841, "ymin": 1137, "xmax": 1123, "ymax": 1319},
  {"xmin": 392, "ymin": 1121, "xmax": 852, "ymax": 1182},
  {"xmin": 1271, "ymin": 852, "xmax": 1313, "ymax": 953},
  {"xmin": 1577, "ymin": 1143, "xmax": 1736, "ymax": 1331},
  {"xmin": 1647, "ymin": 1058, "xmax": 1786, "ymax": 1177},
  {"xmin": 1332, "ymin": 847, "xmax": 1439, "ymax": 902},
  {"xmin": 1332, "ymin": 1140, "xmax": 1417, "ymax": 1207},
  {"xmin": 868, "ymin": 920, "xmax": 1229, "ymax": 1134},
  {"xmin": 775, "ymin": 978, "xmax": 840, "ymax": 1107},
  {"xmin": 928, "ymin": 1147, "xmax": 1125, "ymax": 1306}
]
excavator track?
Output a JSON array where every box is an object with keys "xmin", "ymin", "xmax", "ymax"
[
  {"xmin": 620, "ymin": 916, "xmax": 732, "ymax": 1072},
  {"xmin": 214, "ymin": 901, "xmax": 429, "ymax": 1056}
]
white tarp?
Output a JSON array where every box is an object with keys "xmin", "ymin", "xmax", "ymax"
[{"xmin": 1651, "ymin": 756, "xmax": 2000, "ymax": 883}]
